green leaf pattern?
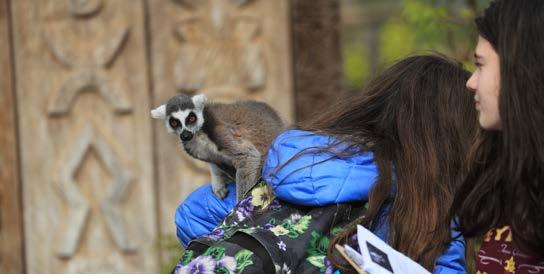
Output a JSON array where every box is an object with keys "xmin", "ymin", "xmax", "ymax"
[
  {"xmin": 307, "ymin": 255, "xmax": 326, "ymax": 272},
  {"xmin": 181, "ymin": 250, "xmax": 194, "ymax": 266},
  {"xmin": 174, "ymin": 180, "xmax": 356, "ymax": 273},
  {"xmin": 305, "ymin": 228, "xmax": 341, "ymax": 272},
  {"xmin": 203, "ymin": 246, "xmax": 226, "ymax": 260},
  {"xmin": 270, "ymin": 214, "xmax": 312, "ymax": 239},
  {"xmin": 235, "ymin": 249, "xmax": 255, "ymax": 273}
]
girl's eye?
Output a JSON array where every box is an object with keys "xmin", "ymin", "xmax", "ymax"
[{"xmin": 169, "ymin": 118, "xmax": 180, "ymax": 128}]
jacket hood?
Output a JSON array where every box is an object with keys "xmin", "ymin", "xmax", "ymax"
[{"xmin": 262, "ymin": 130, "xmax": 379, "ymax": 206}]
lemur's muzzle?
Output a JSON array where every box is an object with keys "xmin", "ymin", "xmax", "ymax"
[{"xmin": 180, "ymin": 130, "xmax": 194, "ymax": 142}]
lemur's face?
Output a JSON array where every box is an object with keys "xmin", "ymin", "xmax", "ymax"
[{"xmin": 151, "ymin": 94, "xmax": 207, "ymax": 142}]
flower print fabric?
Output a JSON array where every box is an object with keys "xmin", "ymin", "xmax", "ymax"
[
  {"xmin": 173, "ymin": 246, "xmax": 257, "ymax": 274},
  {"xmin": 172, "ymin": 180, "xmax": 367, "ymax": 274}
]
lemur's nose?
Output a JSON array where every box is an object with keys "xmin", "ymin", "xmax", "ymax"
[{"xmin": 180, "ymin": 130, "xmax": 194, "ymax": 142}]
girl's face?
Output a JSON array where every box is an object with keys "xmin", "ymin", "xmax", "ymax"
[{"xmin": 466, "ymin": 36, "xmax": 502, "ymax": 130}]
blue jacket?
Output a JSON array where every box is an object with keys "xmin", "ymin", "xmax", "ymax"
[{"xmin": 175, "ymin": 130, "xmax": 467, "ymax": 274}]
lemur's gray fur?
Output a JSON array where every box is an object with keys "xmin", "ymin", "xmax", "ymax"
[{"xmin": 151, "ymin": 93, "xmax": 284, "ymax": 201}]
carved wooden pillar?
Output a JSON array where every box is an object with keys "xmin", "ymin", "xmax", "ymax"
[
  {"xmin": 147, "ymin": 0, "xmax": 295, "ymax": 255},
  {"xmin": 0, "ymin": 0, "xmax": 25, "ymax": 273},
  {"xmin": 290, "ymin": 0, "xmax": 344, "ymax": 123},
  {"xmin": 10, "ymin": 1, "xmax": 157, "ymax": 273}
]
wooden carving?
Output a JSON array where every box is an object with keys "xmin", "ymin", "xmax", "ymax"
[
  {"xmin": 44, "ymin": 15, "xmax": 131, "ymax": 116},
  {"xmin": 12, "ymin": 0, "xmax": 158, "ymax": 272},
  {"xmin": 172, "ymin": 0, "xmax": 267, "ymax": 97},
  {"xmin": 46, "ymin": 3, "xmax": 137, "ymax": 258},
  {"xmin": 69, "ymin": 0, "xmax": 104, "ymax": 17},
  {"xmin": 46, "ymin": 67, "xmax": 132, "ymax": 116},
  {"xmin": 174, "ymin": 0, "xmax": 255, "ymax": 9},
  {"xmin": 55, "ymin": 126, "xmax": 135, "ymax": 259}
]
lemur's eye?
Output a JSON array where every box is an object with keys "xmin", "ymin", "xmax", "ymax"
[
  {"xmin": 186, "ymin": 113, "xmax": 197, "ymax": 124},
  {"xmin": 169, "ymin": 118, "xmax": 180, "ymax": 128}
]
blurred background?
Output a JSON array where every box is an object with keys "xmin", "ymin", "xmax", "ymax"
[
  {"xmin": 0, "ymin": 0, "xmax": 490, "ymax": 273},
  {"xmin": 342, "ymin": 0, "xmax": 492, "ymax": 92}
]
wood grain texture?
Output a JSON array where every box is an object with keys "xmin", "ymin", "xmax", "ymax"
[
  {"xmin": 0, "ymin": 0, "xmax": 25, "ymax": 273},
  {"xmin": 10, "ymin": 0, "xmax": 158, "ymax": 273},
  {"xmin": 291, "ymin": 0, "xmax": 344, "ymax": 123},
  {"xmin": 147, "ymin": 0, "xmax": 295, "ymax": 248}
]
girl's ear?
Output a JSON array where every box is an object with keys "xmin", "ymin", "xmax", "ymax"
[
  {"xmin": 192, "ymin": 94, "xmax": 208, "ymax": 110},
  {"xmin": 150, "ymin": 104, "xmax": 166, "ymax": 119}
]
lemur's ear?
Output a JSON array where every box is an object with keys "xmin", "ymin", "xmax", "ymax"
[
  {"xmin": 192, "ymin": 94, "xmax": 208, "ymax": 110},
  {"xmin": 150, "ymin": 104, "xmax": 166, "ymax": 119}
]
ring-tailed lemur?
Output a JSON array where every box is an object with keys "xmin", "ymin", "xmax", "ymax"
[{"xmin": 151, "ymin": 93, "xmax": 284, "ymax": 201}]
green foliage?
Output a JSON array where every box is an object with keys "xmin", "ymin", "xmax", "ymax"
[
  {"xmin": 402, "ymin": 0, "xmax": 449, "ymax": 47},
  {"xmin": 379, "ymin": 17, "xmax": 416, "ymax": 66},
  {"xmin": 379, "ymin": 0, "xmax": 469, "ymax": 64},
  {"xmin": 343, "ymin": 0, "xmax": 493, "ymax": 90},
  {"xmin": 343, "ymin": 43, "xmax": 370, "ymax": 90}
]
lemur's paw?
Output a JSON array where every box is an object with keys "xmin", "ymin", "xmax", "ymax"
[{"xmin": 212, "ymin": 185, "xmax": 229, "ymax": 199}]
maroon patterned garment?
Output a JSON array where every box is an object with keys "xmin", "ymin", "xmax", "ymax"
[{"xmin": 477, "ymin": 226, "xmax": 544, "ymax": 274}]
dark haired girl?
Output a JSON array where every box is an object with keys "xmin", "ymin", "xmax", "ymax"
[{"xmin": 450, "ymin": 0, "xmax": 544, "ymax": 273}]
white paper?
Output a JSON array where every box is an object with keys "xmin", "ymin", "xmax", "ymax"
[{"xmin": 352, "ymin": 225, "xmax": 431, "ymax": 274}]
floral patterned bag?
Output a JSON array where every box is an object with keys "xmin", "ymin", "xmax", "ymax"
[{"xmin": 172, "ymin": 179, "xmax": 367, "ymax": 274}]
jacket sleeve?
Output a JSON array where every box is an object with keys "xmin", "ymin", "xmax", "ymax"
[
  {"xmin": 175, "ymin": 182, "xmax": 237, "ymax": 246},
  {"xmin": 433, "ymin": 229, "xmax": 467, "ymax": 274},
  {"xmin": 262, "ymin": 130, "xmax": 379, "ymax": 206}
]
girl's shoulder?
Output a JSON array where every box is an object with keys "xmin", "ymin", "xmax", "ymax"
[{"xmin": 262, "ymin": 129, "xmax": 379, "ymax": 206}]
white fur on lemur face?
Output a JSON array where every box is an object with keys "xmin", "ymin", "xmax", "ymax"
[{"xmin": 151, "ymin": 94, "xmax": 207, "ymax": 141}]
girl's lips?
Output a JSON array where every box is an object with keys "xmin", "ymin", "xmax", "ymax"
[{"xmin": 475, "ymin": 101, "xmax": 481, "ymax": 110}]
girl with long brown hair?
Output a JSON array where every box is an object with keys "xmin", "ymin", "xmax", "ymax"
[
  {"xmin": 450, "ymin": 1, "xmax": 544, "ymax": 273},
  {"xmin": 285, "ymin": 54, "xmax": 480, "ymax": 272},
  {"xmin": 172, "ymin": 54, "xmax": 479, "ymax": 273}
]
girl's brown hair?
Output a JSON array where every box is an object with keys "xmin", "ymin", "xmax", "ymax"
[
  {"xmin": 287, "ymin": 55, "xmax": 478, "ymax": 271},
  {"xmin": 450, "ymin": 0, "xmax": 544, "ymax": 257}
]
